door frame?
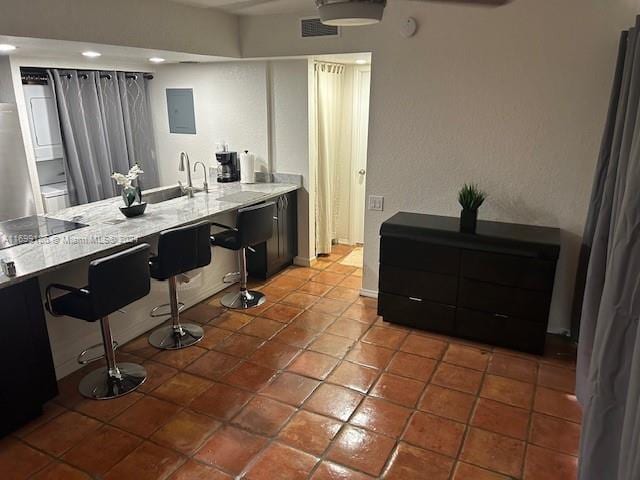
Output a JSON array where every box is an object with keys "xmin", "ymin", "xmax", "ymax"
[{"xmin": 348, "ymin": 65, "xmax": 371, "ymax": 245}]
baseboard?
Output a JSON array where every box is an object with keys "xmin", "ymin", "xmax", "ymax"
[
  {"xmin": 294, "ymin": 256, "xmax": 316, "ymax": 267},
  {"xmin": 359, "ymin": 288, "xmax": 378, "ymax": 299}
]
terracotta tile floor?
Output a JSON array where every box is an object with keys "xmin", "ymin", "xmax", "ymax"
[{"xmin": 1, "ymin": 245, "xmax": 581, "ymax": 480}]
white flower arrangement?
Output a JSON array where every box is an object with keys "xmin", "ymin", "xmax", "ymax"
[
  {"xmin": 112, "ymin": 165, "xmax": 144, "ymax": 207},
  {"xmin": 112, "ymin": 164, "xmax": 144, "ymax": 189}
]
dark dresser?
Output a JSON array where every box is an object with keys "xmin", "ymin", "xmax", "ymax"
[{"xmin": 378, "ymin": 212, "xmax": 561, "ymax": 354}]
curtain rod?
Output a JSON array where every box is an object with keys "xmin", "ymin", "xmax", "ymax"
[
  {"xmin": 20, "ymin": 67, "xmax": 154, "ymax": 82},
  {"xmin": 60, "ymin": 72, "xmax": 154, "ymax": 80}
]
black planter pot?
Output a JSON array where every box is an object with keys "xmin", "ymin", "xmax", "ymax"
[
  {"xmin": 119, "ymin": 202, "xmax": 147, "ymax": 218},
  {"xmin": 460, "ymin": 209, "xmax": 478, "ymax": 234}
]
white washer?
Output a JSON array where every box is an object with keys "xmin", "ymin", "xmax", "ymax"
[{"xmin": 41, "ymin": 182, "xmax": 70, "ymax": 214}]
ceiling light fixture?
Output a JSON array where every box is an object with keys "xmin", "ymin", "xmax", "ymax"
[
  {"xmin": 82, "ymin": 51, "xmax": 102, "ymax": 58},
  {"xmin": 316, "ymin": 0, "xmax": 386, "ymax": 26},
  {"xmin": 149, "ymin": 57, "xmax": 165, "ymax": 63},
  {"xmin": 0, "ymin": 44, "xmax": 17, "ymax": 52}
]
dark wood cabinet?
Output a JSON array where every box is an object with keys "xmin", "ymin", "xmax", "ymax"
[
  {"xmin": 0, "ymin": 278, "xmax": 58, "ymax": 436},
  {"xmin": 248, "ymin": 191, "xmax": 298, "ymax": 279},
  {"xmin": 378, "ymin": 212, "xmax": 560, "ymax": 354}
]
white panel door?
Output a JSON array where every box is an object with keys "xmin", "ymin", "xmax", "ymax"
[{"xmin": 350, "ymin": 68, "xmax": 371, "ymax": 245}]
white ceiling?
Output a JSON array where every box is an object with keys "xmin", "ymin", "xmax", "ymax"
[
  {"xmin": 0, "ymin": 35, "xmax": 229, "ymax": 67},
  {"xmin": 168, "ymin": 0, "xmax": 317, "ymax": 16}
]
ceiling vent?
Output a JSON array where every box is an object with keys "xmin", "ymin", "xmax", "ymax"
[{"xmin": 301, "ymin": 17, "xmax": 340, "ymax": 38}]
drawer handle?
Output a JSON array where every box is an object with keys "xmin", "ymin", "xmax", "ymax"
[
  {"xmin": 493, "ymin": 313, "xmax": 509, "ymax": 319},
  {"xmin": 409, "ymin": 297, "xmax": 423, "ymax": 302}
]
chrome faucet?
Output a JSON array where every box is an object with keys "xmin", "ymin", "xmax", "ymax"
[
  {"xmin": 178, "ymin": 152, "xmax": 195, "ymax": 198},
  {"xmin": 194, "ymin": 161, "xmax": 209, "ymax": 194}
]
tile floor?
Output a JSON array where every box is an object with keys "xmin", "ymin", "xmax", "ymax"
[{"xmin": 0, "ymin": 244, "xmax": 581, "ymax": 480}]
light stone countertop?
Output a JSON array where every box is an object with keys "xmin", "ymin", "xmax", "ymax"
[{"xmin": 0, "ymin": 181, "xmax": 299, "ymax": 289}]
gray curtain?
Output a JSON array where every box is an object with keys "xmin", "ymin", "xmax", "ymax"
[
  {"xmin": 577, "ymin": 17, "xmax": 640, "ymax": 480},
  {"xmin": 49, "ymin": 69, "xmax": 159, "ymax": 205},
  {"xmin": 117, "ymin": 72, "xmax": 159, "ymax": 190}
]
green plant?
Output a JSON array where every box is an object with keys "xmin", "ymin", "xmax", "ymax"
[{"xmin": 458, "ymin": 183, "xmax": 486, "ymax": 211}]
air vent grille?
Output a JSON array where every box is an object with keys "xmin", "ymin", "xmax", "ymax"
[{"xmin": 301, "ymin": 18, "xmax": 340, "ymax": 38}]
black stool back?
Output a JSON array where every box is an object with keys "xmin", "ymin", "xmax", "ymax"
[
  {"xmin": 148, "ymin": 221, "xmax": 212, "ymax": 350},
  {"xmin": 237, "ymin": 202, "xmax": 276, "ymax": 247},
  {"xmin": 210, "ymin": 201, "xmax": 277, "ymax": 310},
  {"xmin": 150, "ymin": 221, "xmax": 212, "ymax": 281},
  {"xmin": 89, "ymin": 244, "xmax": 151, "ymax": 319}
]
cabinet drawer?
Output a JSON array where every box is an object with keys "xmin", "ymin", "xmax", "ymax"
[
  {"xmin": 378, "ymin": 292, "xmax": 455, "ymax": 334},
  {"xmin": 461, "ymin": 250, "xmax": 556, "ymax": 292},
  {"xmin": 456, "ymin": 308, "xmax": 546, "ymax": 354},
  {"xmin": 459, "ymin": 278, "xmax": 551, "ymax": 323},
  {"xmin": 379, "ymin": 265, "xmax": 458, "ymax": 305},
  {"xmin": 380, "ymin": 237, "xmax": 459, "ymax": 274}
]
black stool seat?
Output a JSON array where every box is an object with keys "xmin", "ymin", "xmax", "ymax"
[
  {"xmin": 45, "ymin": 243, "xmax": 151, "ymax": 400},
  {"xmin": 49, "ymin": 287, "xmax": 94, "ymax": 322},
  {"xmin": 211, "ymin": 202, "xmax": 276, "ymax": 310},
  {"xmin": 148, "ymin": 221, "xmax": 212, "ymax": 350},
  {"xmin": 210, "ymin": 229, "xmax": 241, "ymax": 251}
]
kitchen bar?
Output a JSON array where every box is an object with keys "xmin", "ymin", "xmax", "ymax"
[{"xmin": 0, "ymin": 178, "xmax": 300, "ymax": 435}]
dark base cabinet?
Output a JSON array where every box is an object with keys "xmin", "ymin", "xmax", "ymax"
[
  {"xmin": 378, "ymin": 212, "xmax": 560, "ymax": 354},
  {"xmin": 0, "ymin": 278, "xmax": 58, "ymax": 437},
  {"xmin": 248, "ymin": 191, "xmax": 298, "ymax": 280}
]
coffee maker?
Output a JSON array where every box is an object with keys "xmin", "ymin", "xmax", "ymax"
[{"xmin": 215, "ymin": 151, "xmax": 240, "ymax": 183}]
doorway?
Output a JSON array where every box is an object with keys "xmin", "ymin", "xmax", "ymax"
[{"xmin": 310, "ymin": 53, "xmax": 372, "ymax": 267}]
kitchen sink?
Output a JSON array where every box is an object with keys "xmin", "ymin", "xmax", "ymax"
[{"xmin": 144, "ymin": 186, "xmax": 187, "ymax": 204}]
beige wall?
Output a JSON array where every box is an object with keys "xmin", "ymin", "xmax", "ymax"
[
  {"xmin": 269, "ymin": 60, "xmax": 313, "ymax": 261},
  {"xmin": 3, "ymin": 0, "xmax": 638, "ymax": 333},
  {"xmin": 0, "ymin": 0, "xmax": 241, "ymax": 57},
  {"xmin": 240, "ymin": 0, "xmax": 639, "ymax": 333}
]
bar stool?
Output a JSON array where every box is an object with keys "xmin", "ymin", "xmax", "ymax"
[
  {"xmin": 148, "ymin": 221, "xmax": 212, "ymax": 350},
  {"xmin": 45, "ymin": 244, "xmax": 151, "ymax": 400},
  {"xmin": 211, "ymin": 202, "xmax": 276, "ymax": 309}
]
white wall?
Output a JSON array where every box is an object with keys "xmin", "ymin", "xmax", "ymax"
[
  {"xmin": 149, "ymin": 61, "xmax": 270, "ymax": 186},
  {"xmin": 239, "ymin": 0, "xmax": 640, "ymax": 333},
  {"xmin": 0, "ymin": 0, "xmax": 240, "ymax": 57},
  {"xmin": 149, "ymin": 59, "xmax": 313, "ymax": 260}
]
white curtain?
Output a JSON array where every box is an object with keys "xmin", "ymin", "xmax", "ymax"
[{"xmin": 314, "ymin": 62, "xmax": 345, "ymax": 255}]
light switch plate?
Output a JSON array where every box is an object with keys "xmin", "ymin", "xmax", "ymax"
[{"xmin": 368, "ymin": 195, "xmax": 384, "ymax": 211}]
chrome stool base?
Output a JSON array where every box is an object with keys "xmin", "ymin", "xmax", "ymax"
[
  {"xmin": 148, "ymin": 323, "xmax": 204, "ymax": 350},
  {"xmin": 221, "ymin": 290, "xmax": 266, "ymax": 310},
  {"xmin": 79, "ymin": 362, "xmax": 147, "ymax": 400}
]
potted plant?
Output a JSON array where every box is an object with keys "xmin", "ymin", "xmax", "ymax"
[
  {"xmin": 112, "ymin": 165, "xmax": 147, "ymax": 218},
  {"xmin": 458, "ymin": 183, "xmax": 486, "ymax": 234}
]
